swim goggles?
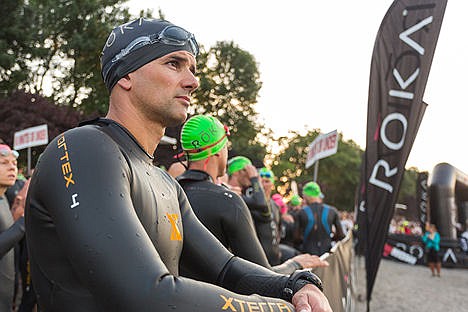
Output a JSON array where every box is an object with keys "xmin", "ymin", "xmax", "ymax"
[
  {"xmin": 111, "ymin": 25, "xmax": 199, "ymax": 63},
  {"xmin": 260, "ymin": 171, "xmax": 273, "ymax": 179},
  {"xmin": 0, "ymin": 146, "xmax": 19, "ymax": 159}
]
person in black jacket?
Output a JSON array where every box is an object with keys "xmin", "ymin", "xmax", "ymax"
[
  {"xmin": 177, "ymin": 115, "xmax": 328, "ymax": 275},
  {"xmin": 25, "ymin": 18, "xmax": 331, "ymax": 312}
]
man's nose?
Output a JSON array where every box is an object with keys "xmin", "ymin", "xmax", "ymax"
[{"xmin": 183, "ymin": 70, "xmax": 199, "ymax": 91}]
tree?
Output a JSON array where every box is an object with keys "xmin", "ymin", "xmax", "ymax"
[
  {"xmin": 0, "ymin": 0, "xmax": 133, "ymax": 114},
  {"xmin": 192, "ymin": 41, "xmax": 268, "ymax": 164},
  {"xmin": 0, "ymin": 90, "xmax": 90, "ymax": 170},
  {"xmin": 271, "ymin": 129, "xmax": 321, "ymax": 185},
  {"xmin": 3, "ymin": 3, "xmax": 268, "ymax": 163},
  {"xmin": 0, "ymin": 0, "xmax": 35, "ymax": 95},
  {"xmin": 316, "ymin": 136, "xmax": 363, "ymax": 211},
  {"xmin": 398, "ymin": 167, "xmax": 419, "ymax": 202},
  {"xmin": 271, "ymin": 129, "xmax": 363, "ymax": 211}
]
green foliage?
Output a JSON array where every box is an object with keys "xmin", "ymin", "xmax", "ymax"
[
  {"xmin": 0, "ymin": 1, "xmax": 420, "ymax": 206},
  {"xmin": 272, "ymin": 129, "xmax": 321, "ymax": 182},
  {"xmin": 0, "ymin": 0, "xmax": 35, "ymax": 95},
  {"xmin": 397, "ymin": 167, "xmax": 419, "ymax": 203},
  {"xmin": 272, "ymin": 129, "xmax": 363, "ymax": 211},
  {"xmin": 192, "ymin": 41, "xmax": 267, "ymax": 163},
  {"xmin": 318, "ymin": 137, "xmax": 363, "ymax": 210},
  {"xmin": 270, "ymin": 128, "xmax": 421, "ymax": 211},
  {"xmin": 1, "ymin": 0, "xmax": 267, "ymax": 165},
  {"xmin": 0, "ymin": 91, "xmax": 90, "ymax": 170},
  {"xmin": 0, "ymin": 0, "xmax": 134, "ymax": 114}
]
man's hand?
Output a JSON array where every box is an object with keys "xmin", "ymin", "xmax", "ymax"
[
  {"xmin": 292, "ymin": 284, "xmax": 332, "ymax": 312},
  {"xmin": 291, "ymin": 254, "xmax": 329, "ymax": 269},
  {"xmin": 11, "ymin": 178, "xmax": 30, "ymax": 221},
  {"xmin": 244, "ymin": 164, "xmax": 258, "ymax": 179},
  {"xmin": 281, "ymin": 213, "xmax": 295, "ymax": 223},
  {"xmin": 11, "ymin": 195, "xmax": 25, "ymax": 221}
]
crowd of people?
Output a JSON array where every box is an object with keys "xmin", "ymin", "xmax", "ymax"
[
  {"xmin": 388, "ymin": 216, "xmax": 423, "ymax": 236},
  {"xmin": 1, "ymin": 126, "xmax": 354, "ymax": 311},
  {"xmin": 5, "ymin": 14, "xmax": 467, "ymax": 312},
  {"xmin": 3, "ymin": 15, "xmax": 465, "ymax": 312},
  {"xmin": 0, "ymin": 17, "xmax": 344, "ymax": 312}
]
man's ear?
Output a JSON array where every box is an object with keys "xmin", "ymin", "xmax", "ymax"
[{"xmin": 116, "ymin": 74, "xmax": 132, "ymax": 90}]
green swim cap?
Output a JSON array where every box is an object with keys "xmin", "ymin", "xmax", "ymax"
[
  {"xmin": 181, "ymin": 115, "xmax": 229, "ymax": 161},
  {"xmin": 289, "ymin": 194, "xmax": 302, "ymax": 206},
  {"xmin": 302, "ymin": 181, "xmax": 323, "ymax": 198},
  {"xmin": 259, "ymin": 167, "xmax": 275, "ymax": 183},
  {"xmin": 227, "ymin": 156, "xmax": 252, "ymax": 175}
]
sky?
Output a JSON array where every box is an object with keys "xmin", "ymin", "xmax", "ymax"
[{"xmin": 127, "ymin": 0, "xmax": 467, "ymax": 175}]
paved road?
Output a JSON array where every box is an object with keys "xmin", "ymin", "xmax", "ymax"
[{"xmin": 353, "ymin": 257, "xmax": 468, "ymax": 312}]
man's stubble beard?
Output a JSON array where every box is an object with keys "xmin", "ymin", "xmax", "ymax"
[{"xmin": 144, "ymin": 101, "xmax": 188, "ymax": 128}]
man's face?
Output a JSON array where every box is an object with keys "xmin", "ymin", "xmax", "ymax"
[
  {"xmin": 128, "ymin": 50, "xmax": 199, "ymax": 127},
  {"xmin": 260, "ymin": 177, "xmax": 274, "ymax": 197},
  {"xmin": 0, "ymin": 152, "xmax": 18, "ymax": 188},
  {"xmin": 229, "ymin": 169, "xmax": 250, "ymax": 188},
  {"xmin": 236, "ymin": 169, "xmax": 252, "ymax": 188},
  {"xmin": 291, "ymin": 204, "xmax": 302, "ymax": 211},
  {"xmin": 217, "ymin": 145, "xmax": 228, "ymax": 178}
]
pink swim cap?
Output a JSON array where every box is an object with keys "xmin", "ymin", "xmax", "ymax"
[{"xmin": 272, "ymin": 194, "xmax": 287, "ymax": 214}]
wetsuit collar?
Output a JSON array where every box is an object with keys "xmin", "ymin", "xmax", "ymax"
[
  {"xmin": 176, "ymin": 169, "xmax": 213, "ymax": 183},
  {"xmin": 79, "ymin": 118, "xmax": 155, "ymax": 160}
]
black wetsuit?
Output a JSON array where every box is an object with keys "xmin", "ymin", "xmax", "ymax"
[
  {"xmin": 270, "ymin": 199, "xmax": 282, "ymax": 253},
  {"xmin": 242, "ymin": 179, "xmax": 282, "ymax": 265},
  {"xmin": 270, "ymin": 200, "xmax": 301, "ymax": 263},
  {"xmin": 296, "ymin": 203, "xmax": 345, "ymax": 256},
  {"xmin": 25, "ymin": 119, "xmax": 296, "ymax": 311},
  {"xmin": 17, "ymin": 238, "xmax": 38, "ymax": 311},
  {"xmin": 279, "ymin": 209, "xmax": 303, "ymax": 261},
  {"xmin": 0, "ymin": 196, "xmax": 25, "ymax": 311},
  {"xmin": 280, "ymin": 210, "xmax": 297, "ymax": 248},
  {"xmin": 177, "ymin": 170, "xmax": 301, "ymax": 275}
]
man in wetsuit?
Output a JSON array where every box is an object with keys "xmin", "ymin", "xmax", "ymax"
[
  {"xmin": 259, "ymin": 168, "xmax": 304, "ymax": 263},
  {"xmin": 227, "ymin": 156, "xmax": 282, "ymax": 264},
  {"xmin": 25, "ymin": 18, "xmax": 331, "ymax": 312},
  {"xmin": 177, "ymin": 115, "xmax": 327, "ymax": 275},
  {"xmin": 258, "ymin": 168, "xmax": 282, "ymax": 263},
  {"xmin": 280, "ymin": 194, "xmax": 303, "ymax": 248},
  {"xmin": 0, "ymin": 144, "xmax": 25, "ymax": 311},
  {"xmin": 296, "ymin": 181, "xmax": 345, "ymax": 256}
]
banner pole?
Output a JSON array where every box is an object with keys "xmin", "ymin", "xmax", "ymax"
[
  {"xmin": 313, "ymin": 160, "xmax": 319, "ymax": 182},
  {"xmin": 27, "ymin": 147, "xmax": 31, "ymax": 176}
]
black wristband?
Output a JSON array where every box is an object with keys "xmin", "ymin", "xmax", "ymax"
[{"xmin": 282, "ymin": 269, "xmax": 324, "ymax": 302}]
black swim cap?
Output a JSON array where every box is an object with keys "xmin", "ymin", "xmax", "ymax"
[{"xmin": 100, "ymin": 18, "xmax": 199, "ymax": 92}]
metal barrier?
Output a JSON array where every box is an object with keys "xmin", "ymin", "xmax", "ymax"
[{"xmin": 312, "ymin": 232, "xmax": 355, "ymax": 312}]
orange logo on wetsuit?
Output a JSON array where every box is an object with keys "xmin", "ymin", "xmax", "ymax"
[
  {"xmin": 166, "ymin": 213, "xmax": 182, "ymax": 241},
  {"xmin": 57, "ymin": 135, "xmax": 75, "ymax": 188},
  {"xmin": 220, "ymin": 295, "xmax": 292, "ymax": 312}
]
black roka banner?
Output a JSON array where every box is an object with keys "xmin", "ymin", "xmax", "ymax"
[
  {"xmin": 355, "ymin": 0, "xmax": 447, "ymax": 308},
  {"xmin": 416, "ymin": 171, "xmax": 429, "ymax": 229}
]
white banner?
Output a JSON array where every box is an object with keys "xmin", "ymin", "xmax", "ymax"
[
  {"xmin": 305, "ymin": 129, "xmax": 338, "ymax": 168},
  {"xmin": 14, "ymin": 124, "xmax": 49, "ymax": 150}
]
